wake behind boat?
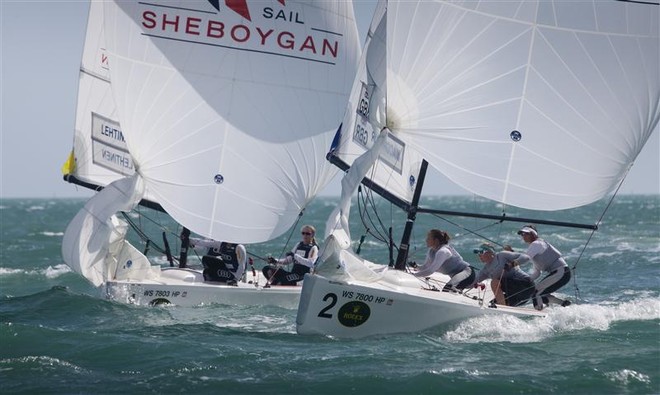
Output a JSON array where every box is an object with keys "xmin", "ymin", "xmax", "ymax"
[
  {"xmin": 61, "ymin": 0, "xmax": 360, "ymax": 307},
  {"xmin": 296, "ymin": 0, "xmax": 659, "ymax": 338}
]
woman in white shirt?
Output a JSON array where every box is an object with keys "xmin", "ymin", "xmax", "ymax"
[{"xmin": 412, "ymin": 229, "xmax": 475, "ymax": 291}]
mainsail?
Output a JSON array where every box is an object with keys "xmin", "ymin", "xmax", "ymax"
[
  {"xmin": 66, "ymin": 1, "xmax": 135, "ymax": 189},
  {"xmin": 97, "ymin": 0, "xmax": 361, "ymax": 243},
  {"xmin": 330, "ymin": 0, "xmax": 659, "ymax": 212}
]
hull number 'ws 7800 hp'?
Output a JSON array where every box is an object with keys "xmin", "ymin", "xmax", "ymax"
[{"xmin": 316, "ymin": 291, "xmax": 392, "ymax": 327}]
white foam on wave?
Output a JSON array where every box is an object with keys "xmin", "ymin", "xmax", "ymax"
[
  {"xmin": 590, "ymin": 251, "xmax": 623, "ymax": 259},
  {"xmin": 41, "ymin": 231, "xmax": 64, "ymax": 237},
  {"xmin": 44, "ymin": 264, "xmax": 72, "ymax": 278},
  {"xmin": 0, "ymin": 355, "xmax": 86, "ymax": 373},
  {"xmin": 443, "ymin": 297, "xmax": 660, "ymax": 343},
  {"xmin": 604, "ymin": 369, "xmax": 651, "ymax": 385},
  {"xmin": 0, "ymin": 264, "xmax": 72, "ymax": 278},
  {"xmin": 215, "ymin": 313, "xmax": 293, "ymax": 333},
  {"xmin": 0, "ymin": 268, "xmax": 24, "ymax": 276},
  {"xmin": 137, "ymin": 304, "xmax": 295, "ymax": 334}
]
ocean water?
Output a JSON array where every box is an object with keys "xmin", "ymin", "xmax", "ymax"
[{"xmin": 1, "ymin": 195, "xmax": 658, "ymax": 394}]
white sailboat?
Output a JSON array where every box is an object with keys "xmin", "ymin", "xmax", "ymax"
[
  {"xmin": 296, "ymin": 0, "xmax": 659, "ymax": 337},
  {"xmin": 62, "ymin": 0, "xmax": 360, "ymax": 308}
]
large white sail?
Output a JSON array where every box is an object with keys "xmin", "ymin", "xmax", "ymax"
[
  {"xmin": 65, "ymin": 1, "xmax": 134, "ymax": 188},
  {"xmin": 332, "ymin": 0, "xmax": 659, "ymax": 211},
  {"xmin": 101, "ymin": 1, "xmax": 361, "ymax": 243},
  {"xmin": 62, "ymin": 174, "xmax": 145, "ymax": 287}
]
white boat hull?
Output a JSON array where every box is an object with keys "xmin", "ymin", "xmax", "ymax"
[
  {"xmin": 105, "ymin": 267, "xmax": 301, "ymax": 309},
  {"xmin": 296, "ymin": 272, "xmax": 544, "ymax": 338}
]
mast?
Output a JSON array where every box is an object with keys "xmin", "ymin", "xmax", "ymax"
[
  {"xmin": 393, "ymin": 160, "xmax": 428, "ymax": 270},
  {"xmin": 178, "ymin": 228, "xmax": 190, "ymax": 269}
]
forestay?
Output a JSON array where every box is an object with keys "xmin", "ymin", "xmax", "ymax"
[
  {"xmin": 102, "ymin": 0, "xmax": 360, "ymax": 243},
  {"xmin": 329, "ymin": 0, "xmax": 659, "ymax": 212}
]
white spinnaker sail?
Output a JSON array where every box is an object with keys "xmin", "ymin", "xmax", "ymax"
[
  {"xmin": 68, "ymin": 2, "xmax": 136, "ymax": 188},
  {"xmin": 333, "ymin": 0, "xmax": 659, "ymax": 211},
  {"xmin": 62, "ymin": 175, "xmax": 144, "ymax": 287},
  {"xmin": 102, "ymin": 1, "xmax": 360, "ymax": 243}
]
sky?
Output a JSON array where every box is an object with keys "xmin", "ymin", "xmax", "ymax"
[{"xmin": 1, "ymin": 1, "xmax": 658, "ymax": 200}]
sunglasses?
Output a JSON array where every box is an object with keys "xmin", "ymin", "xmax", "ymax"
[
  {"xmin": 301, "ymin": 232, "xmax": 313, "ymax": 236},
  {"xmin": 472, "ymin": 248, "xmax": 491, "ymax": 254}
]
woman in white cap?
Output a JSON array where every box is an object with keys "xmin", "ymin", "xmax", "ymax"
[
  {"xmin": 518, "ymin": 224, "xmax": 571, "ymax": 310},
  {"xmin": 412, "ymin": 229, "xmax": 475, "ymax": 291}
]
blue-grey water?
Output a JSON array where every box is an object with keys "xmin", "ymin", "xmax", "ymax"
[{"xmin": 1, "ymin": 195, "xmax": 658, "ymax": 394}]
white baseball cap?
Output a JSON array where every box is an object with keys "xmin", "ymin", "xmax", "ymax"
[{"xmin": 517, "ymin": 226, "xmax": 538, "ymax": 237}]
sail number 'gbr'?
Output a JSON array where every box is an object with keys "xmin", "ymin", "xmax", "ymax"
[
  {"xmin": 357, "ymin": 82, "xmax": 370, "ymax": 119},
  {"xmin": 352, "ymin": 82, "xmax": 376, "ymax": 150},
  {"xmin": 353, "ymin": 122, "xmax": 369, "ymax": 146}
]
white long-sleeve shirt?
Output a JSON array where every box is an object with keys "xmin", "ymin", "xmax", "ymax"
[
  {"xmin": 413, "ymin": 245, "xmax": 469, "ymax": 278},
  {"xmin": 524, "ymin": 239, "xmax": 567, "ymax": 281}
]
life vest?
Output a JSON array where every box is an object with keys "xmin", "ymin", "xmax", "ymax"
[
  {"xmin": 206, "ymin": 243, "xmax": 240, "ymax": 272},
  {"xmin": 437, "ymin": 245, "xmax": 469, "ymax": 276},
  {"xmin": 531, "ymin": 240, "xmax": 566, "ymax": 272},
  {"xmin": 293, "ymin": 241, "xmax": 317, "ymax": 259}
]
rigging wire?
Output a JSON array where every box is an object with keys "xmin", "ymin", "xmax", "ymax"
[
  {"xmin": 275, "ymin": 209, "xmax": 305, "ymax": 259},
  {"xmin": 264, "ymin": 210, "xmax": 305, "ymax": 286},
  {"xmin": 568, "ymin": 171, "xmax": 629, "ymax": 301},
  {"xmin": 431, "ymin": 212, "xmax": 507, "ymax": 246},
  {"xmin": 359, "ymin": 186, "xmax": 388, "ymax": 244},
  {"xmin": 120, "ymin": 211, "xmax": 170, "ymax": 256},
  {"xmin": 357, "ymin": 185, "xmax": 402, "ymax": 258},
  {"xmin": 357, "ymin": 187, "xmax": 384, "ymax": 244},
  {"xmin": 367, "ymin": 186, "xmax": 392, "ymax": 244}
]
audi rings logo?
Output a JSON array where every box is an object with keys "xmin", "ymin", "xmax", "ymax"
[{"xmin": 208, "ymin": 0, "xmax": 286, "ymax": 21}]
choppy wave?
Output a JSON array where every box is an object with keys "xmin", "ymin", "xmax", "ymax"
[
  {"xmin": 134, "ymin": 305, "xmax": 296, "ymax": 334},
  {"xmin": 0, "ymin": 264, "xmax": 71, "ymax": 278},
  {"xmin": 0, "ymin": 268, "xmax": 24, "ymax": 276},
  {"xmin": 443, "ymin": 296, "xmax": 660, "ymax": 343},
  {"xmin": 40, "ymin": 231, "xmax": 64, "ymax": 237},
  {"xmin": 1, "ymin": 196, "xmax": 658, "ymax": 393},
  {"xmin": 0, "ymin": 355, "xmax": 86, "ymax": 373},
  {"xmin": 605, "ymin": 369, "xmax": 651, "ymax": 385}
]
